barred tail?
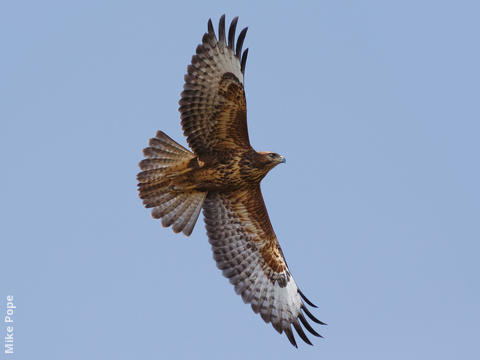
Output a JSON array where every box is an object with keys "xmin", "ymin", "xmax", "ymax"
[{"xmin": 137, "ymin": 131, "xmax": 206, "ymax": 236}]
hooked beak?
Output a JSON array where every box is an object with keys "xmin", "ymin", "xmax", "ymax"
[{"xmin": 280, "ymin": 156, "xmax": 286, "ymax": 164}]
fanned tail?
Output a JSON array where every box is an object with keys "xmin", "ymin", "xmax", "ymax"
[{"xmin": 137, "ymin": 131, "xmax": 206, "ymax": 236}]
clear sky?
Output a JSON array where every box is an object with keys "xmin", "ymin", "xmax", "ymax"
[{"xmin": 1, "ymin": 1, "xmax": 479, "ymax": 359}]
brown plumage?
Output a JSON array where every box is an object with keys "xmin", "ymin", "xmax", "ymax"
[{"xmin": 137, "ymin": 15, "xmax": 324, "ymax": 347}]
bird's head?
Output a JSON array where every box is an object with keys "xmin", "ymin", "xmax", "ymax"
[{"xmin": 257, "ymin": 151, "xmax": 286, "ymax": 170}]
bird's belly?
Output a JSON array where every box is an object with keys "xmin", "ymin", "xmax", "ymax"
[{"xmin": 189, "ymin": 164, "xmax": 246, "ymax": 192}]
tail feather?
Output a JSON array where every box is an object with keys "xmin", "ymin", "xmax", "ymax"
[
  {"xmin": 139, "ymin": 158, "xmax": 182, "ymax": 171},
  {"xmin": 172, "ymin": 192, "xmax": 206, "ymax": 234},
  {"xmin": 143, "ymin": 145, "xmax": 189, "ymax": 160},
  {"xmin": 182, "ymin": 194, "xmax": 205, "ymax": 236},
  {"xmin": 137, "ymin": 169, "xmax": 170, "ymax": 183},
  {"xmin": 162, "ymin": 194, "xmax": 192, "ymax": 228},
  {"xmin": 149, "ymin": 131, "xmax": 192, "ymax": 154},
  {"xmin": 138, "ymin": 131, "xmax": 206, "ymax": 236},
  {"xmin": 154, "ymin": 194, "xmax": 186, "ymax": 222},
  {"xmin": 143, "ymin": 192, "xmax": 176, "ymax": 209},
  {"xmin": 170, "ymin": 196, "xmax": 196, "ymax": 231}
]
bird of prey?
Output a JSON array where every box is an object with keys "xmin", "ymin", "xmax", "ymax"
[{"xmin": 137, "ymin": 15, "xmax": 325, "ymax": 347}]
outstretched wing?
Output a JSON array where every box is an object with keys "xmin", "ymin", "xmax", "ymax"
[
  {"xmin": 203, "ymin": 186, "xmax": 325, "ymax": 347},
  {"xmin": 179, "ymin": 15, "xmax": 251, "ymax": 155}
]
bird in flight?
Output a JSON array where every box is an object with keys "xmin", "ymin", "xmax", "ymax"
[{"xmin": 137, "ymin": 15, "xmax": 325, "ymax": 347}]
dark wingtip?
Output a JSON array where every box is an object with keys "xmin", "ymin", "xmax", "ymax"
[
  {"xmin": 302, "ymin": 304, "xmax": 326, "ymax": 325},
  {"xmin": 293, "ymin": 319, "xmax": 312, "ymax": 345},
  {"xmin": 284, "ymin": 327, "xmax": 298, "ymax": 348},
  {"xmin": 298, "ymin": 289, "xmax": 318, "ymax": 308},
  {"xmin": 240, "ymin": 48, "xmax": 248, "ymax": 74},
  {"xmin": 218, "ymin": 14, "xmax": 226, "ymax": 44},
  {"xmin": 298, "ymin": 314, "xmax": 323, "ymax": 338},
  {"xmin": 228, "ymin": 17, "xmax": 239, "ymax": 49},
  {"xmin": 207, "ymin": 19, "xmax": 215, "ymax": 37},
  {"xmin": 235, "ymin": 27, "xmax": 248, "ymax": 57}
]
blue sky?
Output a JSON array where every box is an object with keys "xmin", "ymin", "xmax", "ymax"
[{"xmin": 1, "ymin": 1, "xmax": 479, "ymax": 359}]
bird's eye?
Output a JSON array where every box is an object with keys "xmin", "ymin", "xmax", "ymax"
[{"xmin": 269, "ymin": 153, "xmax": 276, "ymax": 158}]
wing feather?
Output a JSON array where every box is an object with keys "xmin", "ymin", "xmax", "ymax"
[
  {"xmin": 203, "ymin": 187, "xmax": 324, "ymax": 346},
  {"xmin": 228, "ymin": 17, "xmax": 238, "ymax": 50},
  {"xmin": 179, "ymin": 15, "xmax": 251, "ymax": 155}
]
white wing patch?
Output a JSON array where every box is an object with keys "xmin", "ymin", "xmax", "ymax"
[{"xmin": 203, "ymin": 190, "xmax": 325, "ymax": 347}]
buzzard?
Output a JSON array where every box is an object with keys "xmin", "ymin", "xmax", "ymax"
[{"xmin": 137, "ymin": 15, "xmax": 325, "ymax": 347}]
